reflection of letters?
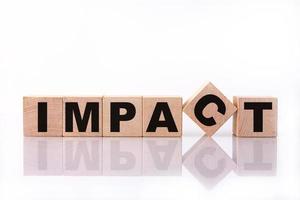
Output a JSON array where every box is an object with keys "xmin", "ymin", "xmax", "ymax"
[
  {"xmin": 38, "ymin": 140, "xmax": 47, "ymax": 170},
  {"xmin": 111, "ymin": 141, "xmax": 135, "ymax": 170},
  {"xmin": 147, "ymin": 140, "xmax": 177, "ymax": 170},
  {"xmin": 183, "ymin": 136, "xmax": 235, "ymax": 189},
  {"xmin": 103, "ymin": 138, "xmax": 142, "ymax": 176},
  {"xmin": 195, "ymin": 147, "xmax": 226, "ymax": 178},
  {"xmin": 24, "ymin": 138, "xmax": 63, "ymax": 175},
  {"xmin": 244, "ymin": 141, "xmax": 272, "ymax": 170},
  {"xmin": 233, "ymin": 137, "xmax": 277, "ymax": 176},
  {"xmin": 65, "ymin": 140, "xmax": 100, "ymax": 171},
  {"xmin": 143, "ymin": 138, "xmax": 182, "ymax": 176}
]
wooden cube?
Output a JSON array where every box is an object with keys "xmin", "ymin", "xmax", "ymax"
[
  {"xmin": 23, "ymin": 97, "xmax": 63, "ymax": 137},
  {"xmin": 63, "ymin": 97, "xmax": 103, "ymax": 137},
  {"xmin": 183, "ymin": 82, "xmax": 237, "ymax": 136},
  {"xmin": 233, "ymin": 97, "xmax": 277, "ymax": 137},
  {"xmin": 233, "ymin": 137, "xmax": 277, "ymax": 176},
  {"xmin": 143, "ymin": 96, "xmax": 182, "ymax": 137},
  {"xmin": 103, "ymin": 96, "xmax": 142, "ymax": 137}
]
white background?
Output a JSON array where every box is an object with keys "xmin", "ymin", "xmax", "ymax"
[{"xmin": 0, "ymin": 0, "xmax": 299, "ymax": 199}]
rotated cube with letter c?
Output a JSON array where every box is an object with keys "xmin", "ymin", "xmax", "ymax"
[{"xmin": 183, "ymin": 82, "xmax": 237, "ymax": 136}]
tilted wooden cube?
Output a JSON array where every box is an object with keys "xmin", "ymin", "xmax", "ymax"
[
  {"xmin": 233, "ymin": 97, "xmax": 277, "ymax": 137},
  {"xmin": 183, "ymin": 82, "xmax": 237, "ymax": 136}
]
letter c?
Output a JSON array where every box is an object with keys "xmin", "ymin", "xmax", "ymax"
[{"xmin": 194, "ymin": 94, "xmax": 226, "ymax": 126}]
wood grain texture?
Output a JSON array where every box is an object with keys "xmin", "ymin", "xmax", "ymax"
[
  {"xmin": 183, "ymin": 82, "xmax": 237, "ymax": 136},
  {"xmin": 233, "ymin": 96, "xmax": 277, "ymax": 137},
  {"xmin": 103, "ymin": 96, "xmax": 142, "ymax": 137},
  {"xmin": 23, "ymin": 97, "xmax": 63, "ymax": 137},
  {"xmin": 143, "ymin": 96, "xmax": 182, "ymax": 137},
  {"xmin": 63, "ymin": 97, "xmax": 103, "ymax": 137}
]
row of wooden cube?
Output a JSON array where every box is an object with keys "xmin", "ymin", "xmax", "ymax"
[
  {"xmin": 24, "ymin": 96, "xmax": 182, "ymax": 137},
  {"xmin": 23, "ymin": 82, "xmax": 278, "ymax": 137}
]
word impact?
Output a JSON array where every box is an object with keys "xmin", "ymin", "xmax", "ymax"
[{"xmin": 23, "ymin": 82, "xmax": 278, "ymax": 137}]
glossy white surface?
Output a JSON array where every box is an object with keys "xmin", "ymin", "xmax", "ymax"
[{"xmin": 1, "ymin": 130, "xmax": 299, "ymax": 200}]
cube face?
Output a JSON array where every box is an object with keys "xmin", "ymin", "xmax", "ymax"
[
  {"xmin": 233, "ymin": 97, "xmax": 277, "ymax": 137},
  {"xmin": 233, "ymin": 137, "xmax": 277, "ymax": 176},
  {"xmin": 143, "ymin": 97, "xmax": 182, "ymax": 137},
  {"xmin": 183, "ymin": 82, "xmax": 237, "ymax": 136},
  {"xmin": 103, "ymin": 96, "xmax": 142, "ymax": 137},
  {"xmin": 63, "ymin": 97, "xmax": 103, "ymax": 137},
  {"xmin": 23, "ymin": 97, "xmax": 63, "ymax": 137}
]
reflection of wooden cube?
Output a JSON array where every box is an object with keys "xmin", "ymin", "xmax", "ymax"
[
  {"xmin": 63, "ymin": 138, "xmax": 103, "ymax": 176},
  {"xmin": 143, "ymin": 138, "xmax": 182, "ymax": 175},
  {"xmin": 63, "ymin": 97, "xmax": 103, "ymax": 137},
  {"xmin": 23, "ymin": 97, "xmax": 63, "ymax": 137},
  {"xmin": 23, "ymin": 137, "xmax": 63, "ymax": 175},
  {"xmin": 233, "ymin": 137, "xmax": 277, "ymax": 176},
  {"xmin": 183, "ymin": 136, "xmax": 236, "ymax": 189},
  {"xmin": 103, "ymin": 96, "xmax": 142, "ymax": 137},
  {"xmin": 233, "ymin": 97, "xmax": 277, "ymax": 137},
  {"xmin": 183, "ymin": 82, "xmax": 236, "ymax": 136},
  {"xmin": 143, "ymin": 96, "xmax": 182, "ymax": 137},
  {"xmin": 102, "ymin": 138, "xmax": 142, "ymax": 176}
]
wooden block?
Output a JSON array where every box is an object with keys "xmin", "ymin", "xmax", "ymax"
[
  {"xmin": 143, "ymin": 96, "xmax": 182, "ymax": 137},
  {"xmin": 233, "ymin": 137, "xmax": 277, "ymax": 176},
  {"xmin": 103, "ymin": 96, "xmax": 142, "ymax": 137},
  {"xmin": 63, "ymin": 97, "xmax": 103, "ymax": 137},
  {"xmin": 23, "ymin": 97, "xmax": 63, "ymax": 137},
  {"xmin": 233, "ymin": 97, "xmax": 277, "ymax": 137},
  {"xmin": 183, "ymin": 82, "xmax": 237, "ymax": 136}
]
